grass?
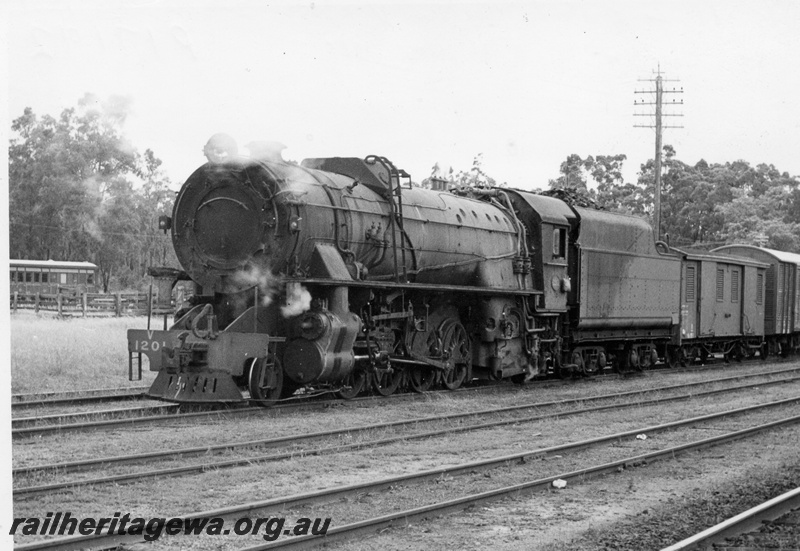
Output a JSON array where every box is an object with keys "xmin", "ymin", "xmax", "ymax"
[{"xmin": 9, "ymin": 312, "xmax": 158, "ymax": 394}]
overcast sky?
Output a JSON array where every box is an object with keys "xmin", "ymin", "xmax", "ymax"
[{"xmin": 6, "ymin": 0, "xmax": 800, "ymax": 191}]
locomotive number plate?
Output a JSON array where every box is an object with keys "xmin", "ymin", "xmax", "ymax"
[{"xmin": 128, "ymin": 329, "xmax": 171, "ymax": 354}]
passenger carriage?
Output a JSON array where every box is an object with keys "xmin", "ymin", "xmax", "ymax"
[{"xmin": 9, "ymin": 259, "xmax": 99, "ymax": 295}]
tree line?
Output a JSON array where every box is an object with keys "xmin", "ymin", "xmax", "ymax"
[
  {"xmin": 9, "ymin": 94, "xmax": 176, "ymax": 292},
  {"xmin": 10, "ymin": 96, "xmax": 800, "ymax": 293},
  {"xmin": 426, "ymin": 146, "xmax": 800, "ymax": 253}
]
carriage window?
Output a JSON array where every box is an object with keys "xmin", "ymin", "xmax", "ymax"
[
  {"xmin": 10, "ymin": 271, "xmax": 15, "ymax": 282},
  {"xmin": 60, "ymin": 273, "xmax": 67, "ymax": 284},
  {"xmin": 87, "ymin": 273, "xmax": 94, "ymax": 285},
  {"xmin": 731, "ymin": 269, "xmax": 739, "ymax": 303},
  {"xmin": 553, "ymin": 228, "xmax": 567, "ymax": 258},
  {"xmin": 34, "ymin": 272, "xmax": 40, "ymax": 283},
  {"xmin": 686, "ymin": 266, "xmax": 696, "ymax": 302},
  {"xmin": 25, "ymin": 272, "xmax": 33, "ymax": 282},
  {"xmin": 757, "ymin": 273, "xmax": 764, "ymax": 304},
  {"xmin": 716, "ymin": 269, "xmax": 724, "ymax": 302}
]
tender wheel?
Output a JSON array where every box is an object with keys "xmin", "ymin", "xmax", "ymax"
[
  {"xmin": 372, "ymin": 368, "xmax": 403, "ymax": 396},
  {"xmin": 337, "ymin": 370, "xmax": 366, "ymax": 400},
  {"xmin": 581, "ymin": 350, "xmax": 602, "ymax": 377},
  {"xmin": 617, "ymin": 346, "xmax": 638, "ymax": 373},
  {"xmin": 248, "ymin": 356, "xmax": 283, "ymax": 407},
  {"xmin": 597, "ymin": 351, "xmax": 607, "ymax": 373},
  {"xmin": 644, "ymin": 348, "xmax": 658, "ymax": 370},
  {"xmin": 440, "ymin": 320, "xmax": 471, "ymax": 390},
  {"xmin": 632, "ymin": 349, "xmax": 643, "ymax": 371},
  {"xmin": 665, "ymin": 346, "xmax": 680, "ymax": 369},
  {"xmin": 408, "ymin": 365, "xmax": 435, "ymax": 393}
]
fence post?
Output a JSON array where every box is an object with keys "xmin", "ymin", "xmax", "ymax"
[
  {"xmin": 57, "ymin": 293, "xmax": 63, "ymax": 317},
  {"xmin": 82, "ymin": 293, "xmax": 88, "ymax": 317},
  {"xmin": 115, "ymin": 292, "xmax": 122, "ymax": 317},
  {"xmin": 35, "ymin": 293, "xmax": 40, "ymax": 313},
  {"xmin": 13, "ymin": 292, "xmax": 18, "ymax": 314}
]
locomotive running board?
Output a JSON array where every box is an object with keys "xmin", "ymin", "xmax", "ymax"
[{"xmin": 287, "ymin": 277, "xmax": 543, "ymax": 296}]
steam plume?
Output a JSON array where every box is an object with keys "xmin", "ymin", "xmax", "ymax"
[
  {"xmin": 281, "ymin": 283, "xmax": 312, "ymax": 317},
  {"xmin": 231, "ymin": 265, "xmax": 279, "ymax": 307}
]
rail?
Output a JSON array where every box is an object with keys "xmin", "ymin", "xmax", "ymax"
[{"xmin": 660, "ymin": 486, "xmax": 800, "ymax": 550}]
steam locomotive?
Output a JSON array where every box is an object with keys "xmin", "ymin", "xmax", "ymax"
[{"xmin": 127, "ymin": 135, "xmax": 800, "ymax": 405}]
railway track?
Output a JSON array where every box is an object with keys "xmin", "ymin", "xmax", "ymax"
[
  {"xmin": 12, "ymin": 386, "xmax": 150, "ymax": 402},
  {"xmin": 14, "ymin": 392, "xmax": 800, "ymax": 551},
  {"xmin": 13, "ymin": 368, "xmax": 800, "ymax": 497},
  {"xmin": 661, "ymin": 487, "xmax": 800, "ymax": 550},
  {"xmin": 12, "ymin": 361, "xmax": 797, "ymax": 438},
  {"xmin": 11, "ymin": 387, "xmax": 149, "ymax": 409},
  {"xmin": 10, "ymin": 381, "xmax": 505, "ymax": 438},
  {"xmin": 12, "ymin": 403, "xmax": 182, "ymax": 431}
]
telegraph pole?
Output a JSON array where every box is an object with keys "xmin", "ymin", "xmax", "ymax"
[{"xmin": 634, "ymin": 66, "xmax": 683, "ymax": 241}]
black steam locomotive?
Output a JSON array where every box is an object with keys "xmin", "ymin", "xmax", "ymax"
[{"xmin": 128, "ymin": 135, "xmax": 800, "ymax": 405}]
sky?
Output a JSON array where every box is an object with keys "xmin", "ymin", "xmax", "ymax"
[{"xmin": 5, "ymin": 0, "xmax": 800, "ymax": 193}]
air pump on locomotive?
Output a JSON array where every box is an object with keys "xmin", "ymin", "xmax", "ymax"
[{"xmin": 127, "ymin": 134, "xmax": 708, "ymax": 405}]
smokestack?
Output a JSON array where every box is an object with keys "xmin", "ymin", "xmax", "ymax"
[
  {"xmin": 245, "ymin": 141, "xmax": 287, "ymax": 163},
  {"xmin": 203, "ymin": 133, "xmax": 238, "ymax": 164}
]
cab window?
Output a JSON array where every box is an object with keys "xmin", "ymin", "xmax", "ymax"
[{"xmin": 553, "ymin": 228, "xmax": 567, "ymax": 258}]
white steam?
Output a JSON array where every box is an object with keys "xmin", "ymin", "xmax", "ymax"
[
  {"xmin": 232, "ymin": 265, "xmax": 279, "ymax": 307},
  {"xmin": 230, "ymin": 268, "xmax": 312, "ymax": 317},
  {"xmin": 281, "ymin": 282, "xmax": 312, "ymax": 318}
]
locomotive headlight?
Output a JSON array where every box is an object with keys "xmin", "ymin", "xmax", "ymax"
[{"xmin": 158, "ymin": 215, "xmax": 172, "ymax": 233}]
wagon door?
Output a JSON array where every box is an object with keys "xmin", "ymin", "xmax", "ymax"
[
  {"xmin": 726, "ymin": 265, "xmax": 743, "ymax": 336},
  {"xmin": 792, "ymin": 264, "xmax": 800, "ymax": 333},
  {"xmin": 778, "ymin": 263, "xmax": 790, "ymax": 334},
  {"xmin": 681, "ymin": 261, "xmax": 699, "ymax": 340},
  {"xmin": 743, "ymin": 265, "xmax": 766, "ymax": 337}
]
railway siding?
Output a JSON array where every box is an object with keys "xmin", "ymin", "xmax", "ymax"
[
  {"xmin": 14, "ymin": 399, "xmax": 800, "ymax": 550},
  {"xmin": 12, "ymin": 374, "xmax": 800, "ymax": 495}
]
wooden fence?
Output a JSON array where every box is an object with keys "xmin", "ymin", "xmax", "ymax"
[{"xmin": 10, "ymin": 291, "xmax": 168, "ymax": 317}]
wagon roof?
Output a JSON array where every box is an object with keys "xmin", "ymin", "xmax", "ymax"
[
  {"xmin": 9, "ymin": 259, "xmax": 98, "ymax": 269},
  {"xmin": 672, "ymin": 247, "xmax": 770, "ymax": 268},
  {"xmin": 711, "ymin": 245, "xmax": 800, "ymax": 266}
]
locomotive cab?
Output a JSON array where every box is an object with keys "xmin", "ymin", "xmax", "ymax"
[{"xmin": 503, "ymin": 192, "xmax": 576, "ymax": 313}]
